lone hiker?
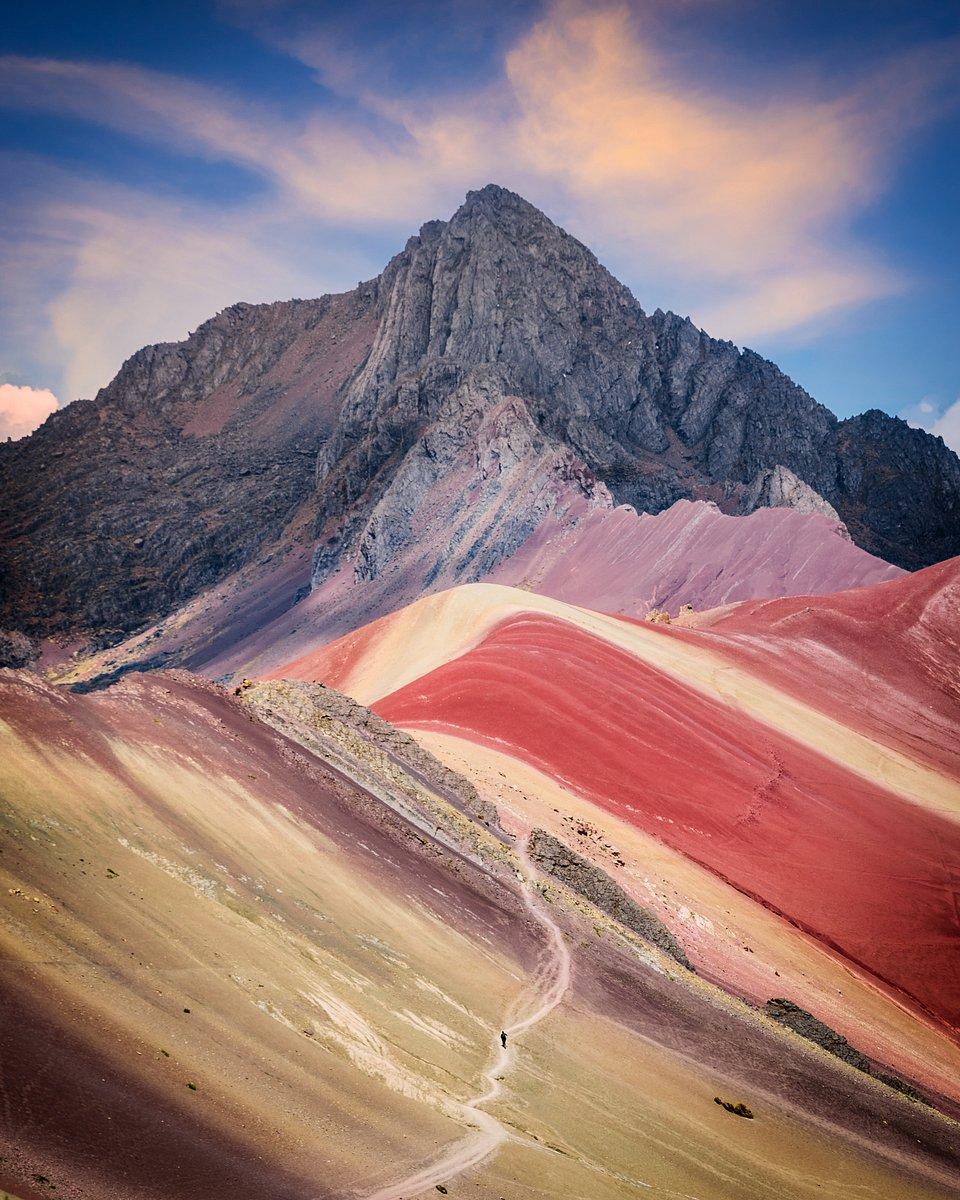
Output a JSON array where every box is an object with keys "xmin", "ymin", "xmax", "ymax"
[{"xmin": 500, "ymin": 1030, "xmax": 507, "ymax": 1048}]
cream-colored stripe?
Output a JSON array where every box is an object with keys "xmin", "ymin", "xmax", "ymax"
[{"xmin": 340, "ymin": 583, "xmax": 960, "ymax": 821}]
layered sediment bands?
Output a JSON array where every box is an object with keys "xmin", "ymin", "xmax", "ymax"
[
  {"xmin": 680, "ymin": 556, "xmax": 960, "ymax": 782},
  {"xmin": 4, "ymin": 186, "xmax": 959, "ymax": 658},
  {"xmin": 285, "ymin": 573, "xmax": 960, "ymax": 1104},
  {"xmin": 55, "ymin": 484, "xmax": 903, "ymax": 692},
  {"xmin": 0, "ymin": 668, "xmax": 536, "ymax": 1199},
  {"xmin": 375, "ymin": 608, "xmax": 960, "ymax": 1032},
  {"xmin": 483, "ymin": 497, "xmax": 900, "ymax": 616},
  {"xmin": 764, "ymin": 999, "xmax": 928, "ymax": 1103},
  {"xmin": 3, "ymin": 667, "xmax": 960, "ymax": 1198},
  {"xmin": 528, "ymin": 828, "xmax": 692, "ymax": 969}
]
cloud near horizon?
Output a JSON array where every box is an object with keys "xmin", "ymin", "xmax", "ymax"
[
  {"xmin": 1, "ymin": 1, "xmax": 958, "ymax": 404},
  {"xmin": 0, "ymin": 383, "xmax": 59, "ymax": 440},
  {"xmin": 932, "ymin": 403, "xmax": 960, "ymax": 452},
  {"xmin": 898, "ymin": 394, "xmax": 960, "ymax": 453}
]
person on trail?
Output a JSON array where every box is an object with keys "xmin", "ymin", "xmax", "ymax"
[{"xmin": 500, "ymin": 1030, "xmax": 507, "ymax": 1048}]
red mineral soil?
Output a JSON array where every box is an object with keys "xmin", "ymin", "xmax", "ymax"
[
  {"xmin": 671, "ymin": 554, "xmax": 960, "ymax": 781},
  {"xmin": 376, "ymin": 612, "xmax": 960, "ymax": 1024},
  {"xmin": 281, "ymin": 576, "xmax": 960, "ymax": 1114},
  {"xmin": 199, "ymin": 498, "xmax": 901, "ymax": 680},
  {"xmin": 3, "ymin": 667, "xmax": 959, "ymax": 1199}
]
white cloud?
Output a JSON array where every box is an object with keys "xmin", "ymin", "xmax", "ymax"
[
  {"xmin": 931, "ymin": 399, "xmax": 960, "ymax": 453},
  {"xmin": 898, "ymin": 395, "xmax": 960, "ymax": 453},
  {"xmin": 0, "ymin": 383, "xmax": 59, "ymax": 440},
  {"xmin": 44, "ymin": 193, "xmax": 341, "ymax": 402},
  {"xmin": 899, "ymin": 395, "xmax": 939, "ymax": 428}
]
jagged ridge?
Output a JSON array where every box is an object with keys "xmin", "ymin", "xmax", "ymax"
[{"xmin": 2, "ymin": 183, "xmax": 958, "ymax": 646}]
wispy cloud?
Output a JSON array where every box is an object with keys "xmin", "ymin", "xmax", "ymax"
[
  {"xmin": 901, "ymin": 394, "xmax": 960, "ymax": 452},
  {"xmin": 0, "ymin": 383, "xmax": 58, "ymax": 440},
  {"xmin": 932, "ymin": 401, "xmax": 960, "ymax": 452},
  {"xmin": 1, "ymin": 1, "xmax": 958, "ymax": 402}
]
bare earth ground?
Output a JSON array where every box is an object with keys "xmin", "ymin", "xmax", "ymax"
[{"xmin": 1, "ymin": 668, "xmax": 958, "ymax": 1199}]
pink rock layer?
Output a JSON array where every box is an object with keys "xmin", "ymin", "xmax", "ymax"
[{"xmin": 485, "ymin": 499, "xmax": 903, "ymax": 615}]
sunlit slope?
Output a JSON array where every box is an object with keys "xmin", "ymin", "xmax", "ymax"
[
  {"xmin": 2, "ymin": 669, "xmax": 958, "ymax": 1199},
  {"xmin": 274, "ymin": 575, "xmax": 960, "ymax": 1079},
  {"xmin": 0, "ymin": 671, "xmax": 529, "ymax": 1199},
  {"xmin": 681, "ymin": 553, "xmax": 960, "ymax": 781}
]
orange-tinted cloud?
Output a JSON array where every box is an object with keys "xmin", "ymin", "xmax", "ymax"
[
  {"xmin": 1, "ymin": 1, "xmax": 958, "ymax": 397},
  {"xmin": 0, "ymin": 384, "xmax": 59, "ymax": 440}
]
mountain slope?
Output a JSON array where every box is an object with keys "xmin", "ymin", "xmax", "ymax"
[
  {"xmin": 53, "ymin": 489, "xmax": 903, "ymax": 690},
  {"xmin": 0, "ymin": 288, "xmax": 378, "ymax": 640},
  {"xmin": 272, "ymin": 566, "xmax": 960, "ymax": 1070},
  {"xmin": 3, "ymin": 667, "xmax": 959, "ymax": 1200},
  {"xmin": 3, "ymin": 185, "xmax": 959, "ymax": 657}
]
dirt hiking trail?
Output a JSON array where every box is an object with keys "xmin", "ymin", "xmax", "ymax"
[{"xmin": 364, "ymin": 841, "xmax": 571, "ymax": 1200}]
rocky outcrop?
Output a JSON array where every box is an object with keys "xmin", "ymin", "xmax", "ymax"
[
  {"xmin": 836, "ymin": 410, "xmax": 960, "ymax": 569},
  {"xmin": 765, "ymin": 998, "xmax": 926, "ymax": 1103},
  {"xmin": 0, "ymin": 629, "xmax": 38, "ymax": 669},
  {"xmin": 240, "ymin": 678, "xmax": 501, "ymax": 833},
  {"xmin": 765, "ymin": 998, "xmax": 871, "ymax": 1071},
  {"xmin": 0, "ymin": 289, "xmax": 377, "ymax": 639},
  {"xmin": 3, "ymin": 184, "xmax": 959, "ymax": 648},
  {"xmin": 528, "ymin": 828, "xmax": 691, "ymax": 969},
  {"xmin": 308, "ymin": 186, "xmax": 958, "ymax": 591},
  {"xmin": 741, "ymin": 465, "xmax": 846, "ymax": 533}
]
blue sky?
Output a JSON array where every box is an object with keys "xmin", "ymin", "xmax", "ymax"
[{"xmin": 1, "ymin": 0, "xmax": 958, "ymax": 446}]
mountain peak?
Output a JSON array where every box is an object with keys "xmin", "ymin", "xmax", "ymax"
[
  {"xmin": 4, "ymin": 186, "xmax": 960, "ymax": 646},
  {"xmin": 460, "ymin": 181, "xmax": 537, "ymax": 212},
  {"xmin": 450, "ymin": 183, "xmax": 575, "ymax": 246}
]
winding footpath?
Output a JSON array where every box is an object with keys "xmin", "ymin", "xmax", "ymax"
[{"xmin": 365, "ymin": 842, "xmax": 572, "ymax": 1200}]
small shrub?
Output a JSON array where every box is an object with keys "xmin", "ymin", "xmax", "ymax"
[{"xmin": 715, "ymin": 1096, "xmax": 754, "ymax": 1119}]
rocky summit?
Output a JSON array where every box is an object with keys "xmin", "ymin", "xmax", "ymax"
[
  {"xmin": 2, "ymin": 184, "xmax": 959, "ymax": 649},
  {"xmin": 4, "ymin": 190, "xmax": 960, "ymax": 1200}
]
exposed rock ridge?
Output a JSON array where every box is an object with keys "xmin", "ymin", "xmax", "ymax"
[
  {"xmin": 240, "ymin": 678, "xmax": 503, "ymax": 834},
  {"xmin": 528, "ymin": 828, "xmax": 692, "ymax": 969},
  {"xmin": 0, "ymin": 286, "xmax": 377, "ymax": 637},
  {"xmin": 0, "ymin": 629, "xmax": 39, "ymax": 669},
  {"xmin": 3, "ymin": 183, "xmax": 960, "ymax": 648},
  {"xmin": 309, "ymin": 184, "xmax": 960, "ymax": 592},
  {"xmin": 741, "ymin": 465, "xmax": 847, "ymax": 535},
  {"xmin": 765, "ymin": 998, "xmax": 927, "ymax": 1104}
]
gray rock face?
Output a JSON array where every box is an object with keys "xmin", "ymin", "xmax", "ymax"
[
  {"xmin": 837, "ymin": 409, "xmax": 960, "ymax": 570},
  {"xmin": 528, "ymin": 828, "xmax": 691, "ymax": 969},
  {"xmin": 741, "ymin": 464, "xmax": 847, "ymax": 533},
  {"xmin": 310, "ymin": 185, "xmax": 960, "ymax": 590},
  {"xmin": 3, "ymin": 183, "xmax": 959, "ymax": 645},
  {"xmin": 0, "ymin": 289, "xmax": 377, "ymax": 638},
  {"xmin": 765, "ymin": 998, "xmax": 871, "ymax": 1071},
  {"xmin": 0, "ymin": 629, "xmax": 38, "ymax": 669}
]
